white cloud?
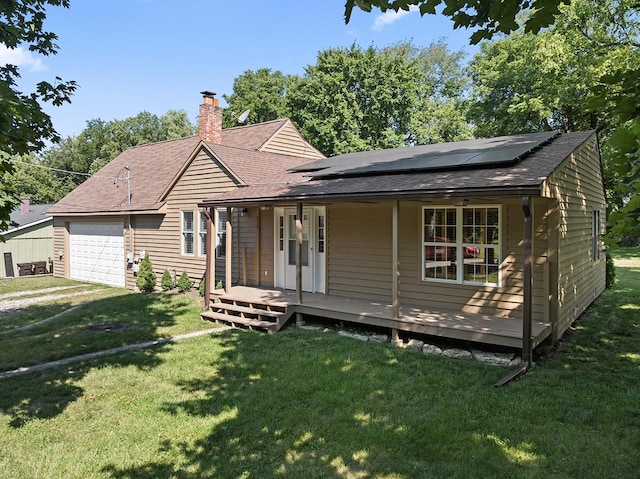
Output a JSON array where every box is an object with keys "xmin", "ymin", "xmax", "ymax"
[
  {"xmin": 0, "ymin": 44, "xmax": 47, "ymax": 72},
  {"xmin": 372, "ymin": 6, "xmax": 419, "ymax": 31}
]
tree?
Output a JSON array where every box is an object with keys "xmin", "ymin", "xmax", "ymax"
[
  {"xmin": 348, "ymin": 0, "xmax": 640, "ymax": 246},
  {"xmin": 466, "ymin": 28, "xmax": 602, "ymax": 137},
  {"xmin": 344, "ymin": 0, "xmax": 568, "ymax": 44},
  {"xmin": 1, "ymin": 0, "xmax": 77, "ymax": 231},
  {"xmin": 221, "ymin": 68, "xmax": 297, "ymax": 128},
  {"xmin": 287, "ymin": 42, "xmax": 470, "ymax": 157},
  {"xmin": 136, "ymin": 253, "xmax": 156, "ymax": 293},
  {"xmin": 18, "ymin": 109, "xmax": 196, "ymax": 201}
]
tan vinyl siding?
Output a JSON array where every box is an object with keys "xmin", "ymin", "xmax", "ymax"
[
  {"xmin": 135, "ymin": 149, "xmax": 237, "ymax": 289},
  {"xmin": 258, "ymin": 208, "xmax": 275, "ymax": 287},
  {"xmin": 327, "ymin": 204, "xmax": 392, "ymax": 301},
  {"xmin": 260, "ymin": 121, "xmax": 325, "ymax": 159},
  {"xmin": 399, "ymin": 199, "xmax": 548, "ymax": 320},
  {"xmin": 235, "ymin": 209, "xmax": 259, "ymax": 287},
  {"xmin": 52, "ymin": 217, "xmax": 67, "ymax": 279},
  {"xmin": 541, "ymin": 133, "xmax": 606, "ymax": 340},
  {"xmin": 324, "ymin": 199, "xmax": 553, "ymax": 322}
]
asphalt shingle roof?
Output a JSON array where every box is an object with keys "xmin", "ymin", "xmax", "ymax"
[
  {"xmin": 199, "ymin": 130, "xmax": 597, "ymax": 206},
  {"xmin": 48, "ymin": 120, "xmax": 314, "ymax": 215}
]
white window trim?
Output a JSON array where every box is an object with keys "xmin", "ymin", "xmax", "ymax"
[
  {"xmin": 422, "ymin": 205, "xmax": 502, "ymax": 287},
  {"xmin": 198, "ymin": 211, "xmax": 208, "ymax": 257},
  {"xmin": 182, "ymin": 210, "xmax": 195, "ymax": 256},
  {"xmin": 215, "ymin": 208, "xmax": 228, "ymax": 259},
  {"xmin": 592, "ymin": 209, "xmax": 601, "ymax": 261}
]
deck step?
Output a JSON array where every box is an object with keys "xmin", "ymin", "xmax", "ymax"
[
  {"xmin": 201, "ymin": 310, "xmax": 278, "ymax": 333},
  {"xmin": 214, "ymin": 302, "xmax": 285, "ymax": 319}
]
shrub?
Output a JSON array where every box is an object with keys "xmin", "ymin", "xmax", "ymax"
[
  {"xmin": 161, "ymin": 269, "xmax": 175, "ymax": 291},
  {"xmin": 199, "ymin": 277, "xmax": 206, "ymax": 296},
  {"xmin": 135, "ymin": 253, "xmax": 156, "ymax": 293},
  {"xmin": 606, "ymin": 253, "xmax": 616, "ymax": 288},
  {"xmin": 177, "ymin": 271, "xmax": 193, "ymax": 293}
]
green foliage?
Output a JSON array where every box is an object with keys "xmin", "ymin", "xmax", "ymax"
[
  {"xmin": 222, "ymin": 68, "xmax": 296, "ymax": 128},
  {"xmin": 198, "ymin": 277, "xmax": 206, "ymax": 297},
  {"xmin": 467, "ymin": 27, "xmax": 602, "ymax": 136},
  {"xmin": 606, "ymin": 253, "xmax": 616, "ymax": 288},
  {"xmin": 135, "ymin": 253, "xmax": 156, "ymax": 293},
  {"xmin": 161, "ymin": 269, "xmax": 175, "ymax": 291},
  {"xmin": 26, "ymin": 110, "xmax": 197, "ymax": 199},
  {"xmin": 176, "ymin": 271, "xmax": 193, "ymax": 293},
  {"xmin": 0, "ymin": 0, "xmax": 77, "ymax": 229},
  {"xmin": 344, "ymin": 0, "xmax": 569, "ymax": 43},
  {"xmin": 287, "ymin": 41, "xmax": 471, "ymax": 156}
]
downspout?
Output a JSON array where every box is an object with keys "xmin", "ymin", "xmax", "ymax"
[{"xmin": 495, "ymin": 196, "xmax": 533, "ymax": 387}]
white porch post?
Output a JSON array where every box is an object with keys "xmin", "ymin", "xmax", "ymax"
[
  {"xmin": 225, "ymin": 206, "xmax": 232, "ymax": 294},
  {"xmin": 295, "ymin": 202, "xmax": 304, "ymax": 325}
]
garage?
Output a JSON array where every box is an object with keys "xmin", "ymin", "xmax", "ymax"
[{"xmin": 69, "ymin": 222, "xmax": 125, "ymax": 287}]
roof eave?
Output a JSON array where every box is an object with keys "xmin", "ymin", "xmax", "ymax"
[{"xmin": 198, "ymin": 185, "xmax": 543, "ymax": 208}]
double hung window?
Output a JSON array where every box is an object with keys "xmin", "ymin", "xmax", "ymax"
[
  {"xmin": 182, "ymin": 211, "xmax": 194, "ymax": 255},
  {"xmin": 423, "ymin": 206, "xmax": 501, "ymax": 286},
  {"xmin": 216, "ymin": 209, "xmax": 228, "ymax": 259}
]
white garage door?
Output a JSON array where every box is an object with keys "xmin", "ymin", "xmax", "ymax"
[{"xmin": 70, "ymin": 222, "xmax": 125, "ymax": 288}]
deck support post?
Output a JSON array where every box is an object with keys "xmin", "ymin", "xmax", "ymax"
[
  {"xmin": 495, "ymin": 196, "xmax": 533, "ymax": 387},
  {"xmin": 391, "ymin": 328, "xmax": 402, "ymax": 346},
  {"xmin": 225, "ymin": 207, "xmax": 232, "ymax": 294}
]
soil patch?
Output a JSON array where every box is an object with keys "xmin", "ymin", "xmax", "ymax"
[{"xmin": 84, "ymin": 322, "xmax": 128, "ymax": 332}]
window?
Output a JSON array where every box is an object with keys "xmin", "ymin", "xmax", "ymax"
[
  {"xmin": 592, "ymin": 209, "xmax": 600, "ymax": 261},
  {"xmin": 182, "ymin": 211, "xmax": 194, "ymax": 255},
  {"xmin": 199, "ymin": 211, "xmax": 208, "ymax": 256},
  {"xmin": 287, "ymin": 213, "xmax": 309, "ymax": 266},
  {"xmin": 423, "ymin": 206, "xmax": 501, "ymax": 286},
  {"xmin": 216, "ymin": 209, "xmax": 228, "ymax": 259}
]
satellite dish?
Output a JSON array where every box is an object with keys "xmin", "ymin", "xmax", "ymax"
[{"xmin": 237, "ymin": 109, "xmax": 250, "ymax": 124}]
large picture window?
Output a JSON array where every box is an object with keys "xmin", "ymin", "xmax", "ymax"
[
  {"xmin": 182, "ymin": 211, "xmax": 194, "ymax": 255},
  {"xmin": 423, "ymin": 206, "xmax": 501, "ymax": 286}
]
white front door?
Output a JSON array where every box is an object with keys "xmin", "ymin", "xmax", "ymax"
[{"xmin": 275, "ymin": 207, "xmax": 325, "ymax": 293}]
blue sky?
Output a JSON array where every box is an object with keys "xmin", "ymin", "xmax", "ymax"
[{"xmin": 2, "ymin": 0, "xmax": 480, "ymax": 139}]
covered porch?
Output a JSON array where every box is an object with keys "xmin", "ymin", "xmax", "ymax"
[{"xmin": 202, "ymin": 285, "xmax": 552, "ymax": 350}]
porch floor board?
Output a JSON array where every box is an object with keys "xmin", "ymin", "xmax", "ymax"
[{"xmin": 215, "ymin": 286, "xmax": 552, "ymax": 349}]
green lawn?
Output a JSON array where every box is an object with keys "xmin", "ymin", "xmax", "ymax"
[{"xmin": 0, "ymin": 254, "xmax": 639, "ymax": 478}]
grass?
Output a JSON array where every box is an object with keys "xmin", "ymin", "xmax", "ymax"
[{"xmin": 0, "ymin": 253, "xmax": 639, "ymax": 478}]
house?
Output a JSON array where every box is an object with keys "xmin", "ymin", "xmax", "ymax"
[
  {"xmin": 47, "ymin": 91, "xmax": 324, "ymax": 289},
  {"xmin": 1, "ymin": 198, "xmax": 54, "ymax": 277},
  {"xmin": 197, "ymin": 129, "xmax": 607, "ymax": 357}
]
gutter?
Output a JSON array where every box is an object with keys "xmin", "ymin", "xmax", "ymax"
[{"xmin": 198, "ymin": 186, "xmax": 543, "ymax": 208}]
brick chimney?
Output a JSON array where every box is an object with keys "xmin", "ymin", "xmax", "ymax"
[
  {"xmin": 199, "ymin": 90, "xmax": 222, "ymax": 144},
  {"xmin": 20, "ymin": 197, "xmax": 30, "ymax": 215}
]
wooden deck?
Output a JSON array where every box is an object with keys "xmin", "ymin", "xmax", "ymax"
[{"xmin": 205, "ymin": 286, "xmax": 552, "ymax": 349}]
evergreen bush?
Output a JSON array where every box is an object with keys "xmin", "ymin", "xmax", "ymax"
[
  {"xmin": 177, "ymin": 271, "xmax": 193, "ymax": 293},
  {"xmin": 606, "ymin": 253, "xmax": 616, "ymax": 288},
  {"xmin": 199, "ymin": 277, "xmax": 206, "ymax": 296},
  {"xmin": 161, "ymin": 269, "xmax": 174, "ymax": 291},
  {"xmin": 135, "ymin": 253, "xmax": 156, "ymax": 293}
]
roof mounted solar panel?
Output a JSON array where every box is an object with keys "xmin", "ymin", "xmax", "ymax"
[{"xmin": 291, "ymin": 131, "xmax": 560, "ymax": 179}]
